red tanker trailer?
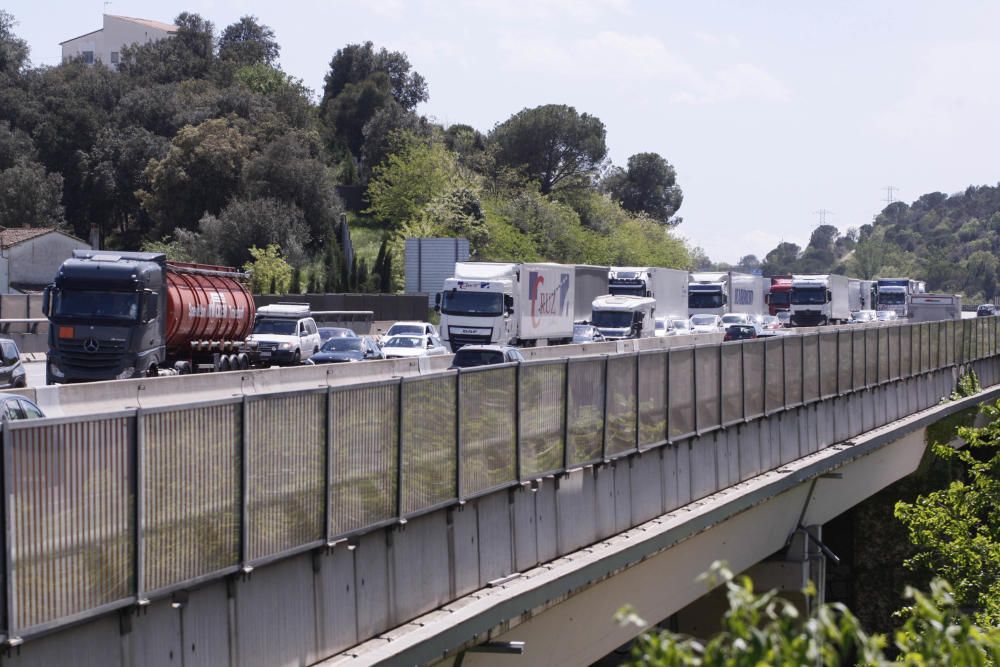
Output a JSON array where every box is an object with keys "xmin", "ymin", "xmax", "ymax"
[{"xmin": 44, "ymin": 250, "xmax": 256, "ymax": 384}]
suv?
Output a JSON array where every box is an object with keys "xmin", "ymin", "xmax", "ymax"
[
  {"xmin": 0, "ymin": 339, "xmax": 25, "ymax": 388},
  {"xmin": 976, "ymin": 304, "xmax": 996, "ymax": 317},
  {"xmin": 723, "ymin": 324, "xmax": 758, "ymax": 341},
  {"xmin": 245, "ymin": 303, "xmax": 321, "ymax": 365},
  {"xmin": 449, "ymin": 344, "xmax": 524, "ymax": 369}
]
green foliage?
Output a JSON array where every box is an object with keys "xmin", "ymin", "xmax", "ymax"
[
  {"xmin": 243, "ymin": 244, "xmax": 292, "ymax": 294},
  {"xmin": 0, "ymin": 10, "xmax": 29, "ymax": 75},
  {"xmin": 139, "ymin": 235, "xmax": 192, "ymax": 262},
  {"xmin": 181, "ymin": 197, "xmax": 309, "ymax": 268},
  {"xmin": 950, "ymin": 369, "xmax": 983, "ymax": 400},
  {"xmin": 365, "ymin": 133, "xmax": 462, "ymax": 228},
  {"xmin": 621, "ymin": 562, "xmax": 1000, "ymax": 666},
  {"xmin": 895, "ymin": 399, "xmax": 1000, "ymax": 627},
  {"xmin": 218, "ymin": 16, "xmax": 279, "ymax": 68},
  {"xmin": 602, "ymin": 152, "xmax": 683, "ymax": 225}
]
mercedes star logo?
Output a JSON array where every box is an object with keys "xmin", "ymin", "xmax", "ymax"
[{"xmin": 83, "ymin": 337, "xmax": 100, "ymax": 353}]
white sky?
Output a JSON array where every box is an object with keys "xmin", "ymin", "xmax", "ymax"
[{"xmin": 7, "ymin": 0, "xmax": 1000, "ymax": 262}]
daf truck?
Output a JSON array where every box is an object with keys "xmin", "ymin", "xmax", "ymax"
[
  {"xmin": 437, "ymin": 262, "xmax": 607, "ymax": 350},
  {"xmin": 608, "ymin": 267, "xmax": 688, "ymax": 320},
  {"xmin": 789, "ymin": 274, "xmax": 851, "ymax": 326},
  {"xmin": 590, "ymin": 295, "xmax": 657, "ymax": 340},
  {"xmin": 765, "ymin": 276, "xmax": 793, "ymax": 315},
  {"xmin": 688, "ymin": 272, "xmax": 766, "ymax": 317}
]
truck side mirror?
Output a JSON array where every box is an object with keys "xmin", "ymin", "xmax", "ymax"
[
  {"xmin": 434, "ymin": 292, "xmax": 441, "ymax": 313},
  {"xmin": 764, "ymin": 294, "xmax": 770, "ymax": 305},
  {"xmin": 142, "ymin": 291, "xmax": 158, "ymax": 322},
  {"xmin": 722, "ymin": 295, "xmax": 728, "ymax": 306},
  {"xmin": 504, "ymin": 294, "xmax": 514, "ymax": 315},
  {"xmin": 42, "ymin": 286, "xmax": 52, "ymax": 317},
  {"xmin": 827, "ymin": 290, "xmax": 832, "ymax": 302}
]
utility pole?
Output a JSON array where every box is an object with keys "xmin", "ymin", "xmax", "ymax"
[
  {"xmin": 814, "ymin": 209, "xmax": 833, "ymax": 225},
  {"xmin": 884, "ymin": 185, "xmax": 898, "ymax": 206}
]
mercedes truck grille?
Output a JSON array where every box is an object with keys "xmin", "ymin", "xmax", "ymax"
[{"xmin": 57, "ymin": 338, "xmax": 127, "ymax": 370}]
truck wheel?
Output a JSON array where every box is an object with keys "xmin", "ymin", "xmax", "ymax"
[
  {"xmin": 174, "ymin": 361, "xmax": 192, "ymax": 375},
  {"xmin": 146, "ymin": 364, "xmax": 158, "ymax": 378},
  {"xmin": 292, "ymin": 350, "xmax": 301, "ymax": 365},
  {"xmin": 227, "ymin": 354, "xmax": 240, "ymax": 370},
  {"xmin": 237, "ymin": 353, "xmax": 250, "ymax": 370},
  {"xmin": 218, "ymin": 356, "xmax": 232, "ymax": 372}
]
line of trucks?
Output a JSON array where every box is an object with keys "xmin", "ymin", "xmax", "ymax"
[{"xmin": 38, "ymin": 250, "xmax": 947, "ymax": 384}]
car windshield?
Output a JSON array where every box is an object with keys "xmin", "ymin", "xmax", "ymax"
[
  {"xmin": 253, "ymin": 319, "xmax": 296, "ymax": 335},
  {"xmin": 384, "ymin": 336, "xmax": 424, "ymax": 348},
  {"xmin": 387, "ymin": 324, "xmax": 424, "ymax": 336},
  {"xmin": 691, "ymin": 315, "xmax": 717, "ymax": 326},
  {"xmin": 791, "ymin": 287, "xmax": 827, "ymax": 305},
  {"xmin": 591, "ymin": 310, "xmax": 633, "ymax": 328},
  {"xmin": 655, "ymin": 320, "xmax": 665, "ymax": 330},
  {"xmin": 452, "ymin": 350, "xmax": 505, "ymax": 368},
  {"xmin": 53, "ymin": 289, "xmax": 139, "ymax": 320},
  {"xmin": 762, "ymin": 316, "xmax": 778, "ymax": 325},
  {"xmin": 878, "ymin": 292, "xmax": 906, "ymax": 305},
  {"xmin": 689, "ymin": 292, "xmax": 723, "ymax": 308},
  {"xmin": 769, "ymin": 291, "xmax": 790, "ymax": 305},
  {"xmin": 877, "ymin": 311, "xmax": 895, "ymax": 319},
  {"xmin": 609, "ymin": 284, "xmax": 646, "ymax": 298},
  {"xmin": 441, "ymin": 291, "xmax": 503, "ymax": 316},
  {"xmin": 671, "ymin": 319, "xmax": 689, "ymax": 329},
  {"xmin": 320, "ymin": 328, "xmax": 355, "ymax": 339},
  {"xmin": 321, "ymin": 338, "xmax": 364, "ymax": 352},
  {"xmin": 721, "ymin": 315, "xmax": 746, "ymax": 325}
]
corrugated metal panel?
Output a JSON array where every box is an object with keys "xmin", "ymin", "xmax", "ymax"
[
  {"xmin": 695, "ymin": 345, "xmax": 720, "ymax": 431},
  {"xmin": 742, "ymin": 340, "xmax": 764, "ymax": 419},
  {"xmin": 783, "ymin": 335, "xmax": 803, "ymax": 407},
  {"xmin": 519, "ymin": 362, "xmax": 566, "ymax": 477},
  {"xmin": 900, "ymin": 325, "xmax": 912, "ymax": 378},
  {"xmin": 819, "ymin": 332, "xmax": 838, "ymax": 398},
  {"xmin": 837, "ymin": 329, "xmax": 853, "ymax": 393},
  {"xmin": 6, "ymin": 417, "xmax": 133, "ymax": 632},
  {"xmin": 720, "ymin": 343, "xmax": 743, "ymax": 424},
  {"xmin": 802, "ymin": 334, "xmax": 819, "ymax": 403},
  {"xmin": 143, "ymin": 403, "xmax": 240, "ymax": 593},
  {"xmin": 459, "ymin": 366, "xmax": 516, "ymax": 496},
  {"xmin": 638, "ymin": 351, "xmax": 667, "ymax": 446},
  {"xmin": 566, "ymin": 358, "xmax": 606, "ymax": 465},
  {"xmin": 764, "ymin": 337, "xmax": 784, "ymax": 413},
  {"xmin": 329, "ymin": 382, "xmax": 398, "ymax": 537},
  {"xmin": 865, "ymin": 328, "xmax": 878, "ymax": 385},
  {"xmin": 668, "ymin": 347, "xmax": 696, "ymax": 438},
  {"xmin": 404, "ymin": 238, "xmax": 470, "ymax": 306},
  {"xmin": 852, "ymin": 329, "xmax": 866, "ymax": 391},
  {"xmin": 246, "ymin": 392, "xmax": 325, "ymax": 562},
  {"xmin": 401, "ymin": 375, "xmax": 457, "ymax": 515},
  {"xmin": 605, "ymin": 354, "xmax": 637, "ymax": 457},
  {"xmin": 888, "ymin": 326, "xmax": 901, "ymax": 380}
]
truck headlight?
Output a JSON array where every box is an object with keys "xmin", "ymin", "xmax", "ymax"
[{"xmin": 49, "ymin": 362, "xmax": 64, "ymax": 379}]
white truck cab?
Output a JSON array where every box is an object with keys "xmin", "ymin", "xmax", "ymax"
[
  {"xmin": 246, "ymin": 303, "xmax": 321, "ymax": 365},
  {"xmin": 590, "ymin": 295, "xmax": 657, "ymax": 340}
]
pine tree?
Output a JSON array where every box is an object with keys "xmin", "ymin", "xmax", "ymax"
[{"xmin": 291, "ymin": 265, "xmax": 301, "ymax": 294}]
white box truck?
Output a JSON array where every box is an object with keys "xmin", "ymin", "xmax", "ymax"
[
  {"xmin": 688, "ymin": 272, "xmax": 766, "ymax": 317},
  {"xmin": 790, "ymin": 274, "xmax": 851, "ymax": 326},
  {"xmin": 608, "ymin": 266, "xmax": 689, "ymax": 319},
  {"xmin": 848, "ymin": 279, "xmax": 864, "ymax": 312},
  {"xmin": 909, "ymin": 294, "xmax": 962, "ymax": 322},
  {"xmin": 438, "ymin": 262, "xmax": 578, "ymax": 350}
]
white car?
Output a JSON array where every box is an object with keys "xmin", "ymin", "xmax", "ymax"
[
  {"xmin": 380, "ymin": 334, "xmax": 450, "ymax": 359},
  {"xmin": 654, "ymin": 317, "xmax": 668, "ymax": 337},
  {"xmin": 384, "ymin": 321, "xmax": 440, "ymax": 339},
  {"xmin": 876, "ymin": 310, "xmax": 898, "ymax": 322},
  {"xmin": 689, "ymin": 314, "xmax": 723, "ymax": 333},
  {"xmin": 668, "ymin": 318, "xmax": 692, "ymax": 335}
]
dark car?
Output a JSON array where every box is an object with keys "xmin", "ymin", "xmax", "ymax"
[
  {"xmin": 0, "ymin": 339, "xmax": 26, "ymax": 388},
  {"xmin": 318, "ymin": 327, "xmax": 358, "ymax": 342},
  {"xmin": 723, "ymin": 324, "xmax": 758, "ymax": 341},
  {"xmin": 449, "ymin": 345, "xmax": 524, "ymax": 370},
  {"xmin": 0, "ymin": 393, "xmax": 44, "ymax": 420},
  {"xmin": 976, "ymin": 304, "xmax": 996, "ymax": 317},
  {"xmin": 306, "ymin": 336, "xmax": 383, "ymax": 364}
]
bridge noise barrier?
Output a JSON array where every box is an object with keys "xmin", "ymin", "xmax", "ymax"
[{"xmin": 1, "ymin": 317, "xmax": 999, "ymax": 643}]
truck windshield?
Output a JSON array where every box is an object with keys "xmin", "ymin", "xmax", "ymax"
[
  {"xmin": 441, "ymin": 291, "xmax": 503, "ymax": 316},
  {"xmin": 53, "ymin": 289, "xmax": 139, "ymax": 320},
  {"xmin": 878, "ymin": 292, "xmax": 906, "ymax": 305},
  {"xmin": 591, "ymin": 311, "xmax": 633, "ymax": 328},
  {"xmin": 791, "ymin": 287, "xmax": 827, "ymax": 305},
  {"xmin": 609, "ymin": 284, "xmax": 646, "ymax": 298},
  {"xmin": 769, "ymin": 291, "xmax": 790, "ymax": 305},
  {"xmin": 253, "ymin": 319, "xmax": 297, "ymax": 335},
  {"xmin": 688, "ymin": 292, "xmax": 723, "ymax": 309}
]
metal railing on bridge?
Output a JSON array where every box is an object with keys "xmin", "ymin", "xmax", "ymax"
[{"xmin": 1, "ymin": 317, "xmax": 998, "ymax": 643}]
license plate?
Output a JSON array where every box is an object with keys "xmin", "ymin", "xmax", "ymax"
[{"xmin": 259, "ymin": 351, "xmax": 271, "ymax": 358}]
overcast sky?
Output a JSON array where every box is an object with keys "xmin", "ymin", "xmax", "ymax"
[{"xmin": 7, "ymin": 0, "xmax": 1000, "ymax": 262}]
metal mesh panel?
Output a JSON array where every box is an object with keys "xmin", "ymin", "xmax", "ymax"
[
  {"xmin": 783, "ymin": 335, "xmax": 803, "ymax": 408},
  {"xmin": 889, "ymin": 325, "xmax": 901, "ymax": 380},
  {"xmin": 519, "ymin": 362, "xmax": 566, "ymax": 477},
  {"xmin": 246, "ymin": 393, "xmax": 325, "ymax": 562},
  {"xmin": 961, "ymin": 319, "xmax": 971, "ymax": 363},
  {"xmin": 852, "ymin": 329, "xmax": 866, "ymax": 390},
  {"xmin": 819, "ymin": 332, "xmax": 838, "ymax": 398},
  {"xmin": 947, "ymin": 320, "xmax": 956, "ymax": 366},
  {"xmin": 900, "ymin": 325, "xmax": 912, "ymax": 378},
  {"xmin": 329, "ymin": 383, "xmax": 398, "ymax": 537},
  {"xmin": 878, "ymin": 327, "xmax": 889, "ymax": 383},
  {"xmin": 459, "ymin": 366, "xmax": 517, "ymax": 496},
  {"xmin": 721, "ymin": 343, "xmax": 744, "ymax": 424},
  {"xmin": 143, "ymin": 403, "xmax": 240, "ymax": 593},
  {"xmin": 638, "ymin": 351, "xmax": 668, "ymax": 447},
  {"xmin": 929, "ymin": 322, "xmax": 940, "ymax": 370},
  {"xmin": 980, "ymin": 318, "xmax": 988, "ymax": 359},
  {"xmin": 567, "ymin": 358, "xmax": 606, "ymax": 465},
  {"xmin": 865, "ymin": 328, "xmax": 878, "ymax": 386},
  {"xmin": 742, "ymin": 340, "xmax": 765, "ymax": 419},
  {"xmin": 401, "ymin": 375, "xmax": 456, "ymax": 516},
  {"xmin": 605, "ymin": 355, "xmax": 638, "ymax": 457},
  {"xmin": 802, "ymin": 334, "xmax": 819, "ymax": 403},
  {"xmin": 695, "ymin": 345, "xmax": 721, "ymax": 432},
  {"xmin": 921, "ymin": 323, "xmax": 931, "ymax": 373},
  {"xmin": 972, "ymin": 319, "xmax": 980, "ymax": 361},
  {"xmin": 764, "ymin": 337, "xmax": 784, "ymax": 413},
  {"xmin": 837, "ymin": 329, "xmax": 853, "ymax": 393},
  {"xmin": 669, "ymin": 347, "xmax": 696, "ymax": 438},
  {"xmin": 6, "ymin": 417, "xmax": 133, "ymax": 632}
]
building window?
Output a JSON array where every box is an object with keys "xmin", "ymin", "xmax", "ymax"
[
  {"xmin": 83, "ymin": 51, "xmax": 94, "ymax": 64},
  {"xmin": 110, "ymin": 51, "xmax": 119, "ymax": 65}
]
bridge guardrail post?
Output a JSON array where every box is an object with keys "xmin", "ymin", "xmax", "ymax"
[
  {"xmin": 396, "ymin": 377, "xmax": 404, "ymax": 522},
  {"xmin": 2, "ymin": 420, "xmax": 11, "ymax": 644},
  {"xmin": 239, "ymin": 396, "xmax": 249, "ymax": 567},
  {"xmin": 515, "ymin": 363, "xmax": 522, "ymax": 482},
  {"xmin": 134, "ymin": 410, "xmax": 145, "ymax": 605},
  {"xmin": 455, "ymin": 369, "xmax": 463, "ymax": 501},
  {"xmin": 635, "ymin": 352, "xmax": 642, "ymax": 453},
  {"xmin": 324, "ymin": 386, "xmax": 332, "ymax": 544},
  {"xmin": 601, "ymin": 355, "xmax": 609, "ymax": 461},
  {"xmin": 562, "ymin": 359, "xmax": 570, "ymax": 470}
]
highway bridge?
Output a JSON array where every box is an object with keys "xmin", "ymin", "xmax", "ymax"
[{"xmin": 0, "ymin": 317, "xmax": 998, "ymax": 667}]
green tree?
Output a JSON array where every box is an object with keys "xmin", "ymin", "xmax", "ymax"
[
  {"xmin": 895, "ymin": 400, "xmax": 1000, "ymax": 627},
  {"xmin": 218, "ymin": 16, "xmax": 279, "ymax": 68},
  {"xmin": 602, "ymin": 152, "xmax": 683, "ymax": 225},
  {"xmin": 320, "ymin": 41, "xmax": 427, "ymax": 113},
  {"xmin": 489, "ymin": 104, "xmax": 607, "ymax": 194},
  {"xmin": 365, "ymin": 134, "xmax": 462, "ymax": 228},
  {"xmin": 0, "ymin": 161, "xmax": 64, "ymax": 228},
  {"xmin": 119, "ymin": 13, "xmax": 215, "ymax": 84},
  {"xmin": 849, "ymin": 227, "xmax": 896, "ymax": 280},
  {"xmin": 243, "ymin": 243, "xmax": 292, "ymax": 294},
  {"xmin": 181, "ymin": 197, "xmax": 309, "ymax": 268},
  {"xmin": 761, "ymin": 241, "xmax": 800, "ymax": 276},
  {"xmin": 0, "ymin": 10, "xmax": 29, "ymax": 75}
]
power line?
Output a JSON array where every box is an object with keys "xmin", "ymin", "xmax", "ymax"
[
  {"xmin": 884, "ymin": 185, "xmax": 898, "ymax": 206},
  {"xmin": 814, "ymin": 209, "xmax": 833, "ymax": 225}
]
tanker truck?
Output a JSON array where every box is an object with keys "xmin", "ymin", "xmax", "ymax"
[{"xmin": 43, "ymin": 250, "xmax": 255, "ymax": 384}]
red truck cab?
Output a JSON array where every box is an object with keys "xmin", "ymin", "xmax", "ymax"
[{"xmin": 765, "ymin": 276, "xmax": 793, "ymax": 316}]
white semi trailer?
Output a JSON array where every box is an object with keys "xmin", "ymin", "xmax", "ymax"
[
  {"xmin": 688, "ymin": 272, "xmax": 766, "ymax": 317},
  {"xmin": 789, "ymin": 274, "xmax": 851, "ymax": 326},
  {"xmin": 608, "ymin": 267, "xmax": 689, "ymax": 319}
]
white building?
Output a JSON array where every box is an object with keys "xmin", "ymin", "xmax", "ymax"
[
  {"xmin": 60, "ymin": 14, "xmax": 176, "ymax": 68},
  {"xmin": 0, "ymin": 228, "xmax": 91, "ymax": 293}
]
